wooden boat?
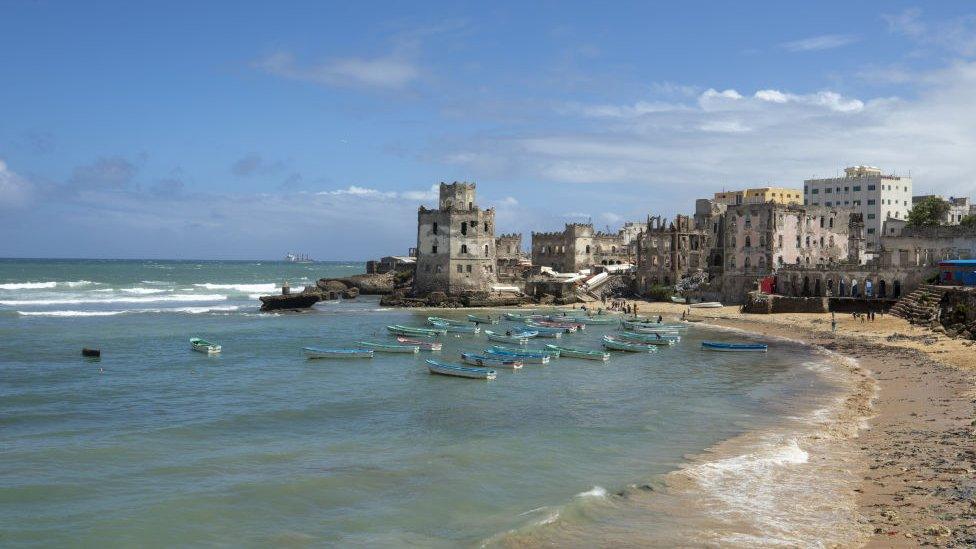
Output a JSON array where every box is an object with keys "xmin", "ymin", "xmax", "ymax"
[
  {"xmin": 386, "ymin": 325, "xmax": 445, "ymax": 337},
  {"xmin": 670, "ymin": 296, "xmax": 687, "ymax": 304},
  {"xmin": 622, "ymin": 319, "xmax": 688, "ymax": 330},
  {"xmin": 460, "ymin": 352, "xmax": 523, "ymax": 369},
  {"xmin": 396, "ymin": 337, "xmax": 442, "ymax": 351},
  {"xmin": 684, "ymin": 318, "xmax": 704, "ymax": 323},
  {"xmin": 428, "ymin": 320, "xmax": 480, "ymax": 334},
  {"xmin": 303, "ymin": 347, "xmax": 374, "ymax": 359},
  {"xmin": 190, "ymin": 337, "xmax": 221, "ymax": 354},
  {"xmin": 544, "ymin": 344, "xmax": 610, "ymax": 361},
  {"xmin": 467, "ymin": 314, "xmax": 499, "ymax": 324},
  {"xmin": 701, "ymin": 341, "xmax": 768, "ymax": 352},
  {"xmin": 503, "ymin": 312, "xmax": 532, "ymax": 321},
  {"xmin": 82, "ymin": 348, "xmax": 101, "ymax": 358},
  {"xmin": 622, "ymin": 325, "xmax": 682, "ymax": 336},
  {"xmin": 689, "ymin": 302, "xmax": 723, "ymax": 309},
  {"xmin": 357, "ymin": 341, "xmax": 420, "ymax": 353},
  {"xmin": 616, "ymin": 331, "xmax": 680, "ymax": 344},
  {"xmin": 426, "ymin": 359, "xmax": 496, "ymax": 380},
  {"xmin": 549, "ymin": 314, "xmax": 619, "ymax": 325},
  {"xmin": 427, "ymin": 316, "xmax": 468, "ymax": 326},
  {"xmin": 526, "ymin": 320, "xmax": 578, "ymax": 333},
  {"xmin": 487, "ymin": 345, "xmax": 560, "ymax": 358},
  {"xmin": 602, "ymin": 335, "xmax": 661, "ymax": 352},
  {"xmin": 485, "ymin": 330, "xmax": 530, "ymax": 345},
  {"xmin": 484, "ymin": 348, "xmax": 551, "ymax": 364},
  {"xmin": 519, "ymin": 324, "xmax": 563, "ymax": 338}
]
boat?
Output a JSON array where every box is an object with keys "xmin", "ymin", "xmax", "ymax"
[
  {"xmin": 602, "ymin": 335, "xmax": 662, "ymax": 352},
  {"xmin": 670, "ymin": 296, "xmax": 687, "ymax": 304},
  {"xmin": 357, "ymin": 341, "xmax": 420, "ymax": 353},
  {"xmin": 467, "ymin": 314, "xmax": 499, "ymax": 324},
  {"xmin": 485, "ymin": 330, "xmax": 531, "ymax": 345},
  {"xmin": 82, "ymin": 348, "xmax": 101, "ymax": 358},
  {"xmin": 427, "ymin": 316, "xmax": 468, "ymax": 326},
  {"xmin": 428, "ymin": 320, "xmax": 481, "ymax": 333},
  {"xmin": 285, "ymin": 252, "xmax": 314, "ymax": 264},
  {"xmin": 622, "ymin": 319, "xmax": 688, "ymax": 330},
  {"xmin": 544, "ymin": 344, "xmax": 610, "ymax": 361},
  {"xmin": 190, "ymin": 338, "xmax": 221, "ymax": 354},
  {"xmin": 525, "ymin": 320, "xmax": 577, "ymax": 333},
  {"xmin": 701, "ymin": 341, "xmax": 768, "ymax": 352},
  {"xmin": 537, "ymin": 319, "xmax": 585, "ymax": 331},
  {"xmin": 519, "ymin": 324, "xmax": 563, "ymax": 338},
  {"xmin": 503, "ymin": 312, "xmax": 533, "ymax": 321},
  {"xmin": 484, "ymin": 348, "xmax": 551, "ymax": 364},
  {"xmin": 303, "ymin": 347, "xmax": 374, "ymax": 359},
  {"xmin": 426, "ymin": 359, "xmax": 496, "ymax": 380},
  {"xmin": 548, "ymin": 314, "xmax": 619, "ymax": 325},
  {"xmin": 622, "ymin": 325, "xmax": 682, "ymax": 336},
  {"xmin": 460, "ymin": 352, "xmax": 524, "ymax": 369},
  {"xmin": 487, "ymin": 345, "xmax": 560, "ymax": 358},
  {"xmin": 616, "ymin": 331, "xmax": 680, "ymax": 344},
  {"xmin": 396, "ymin": 337, "xmax": 442, "ymax": 351},
  {"xmin": 386, "ymin": 325, "xmax": 445, "ymax": 337},
  {"xmin": 689, "ymin": 302, "xmax": 723, "ymax": 309}
]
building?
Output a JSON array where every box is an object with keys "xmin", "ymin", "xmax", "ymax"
[
  {"xmin": 635, "ymin": 214, "xmax": 712, "ymax": 290},
  {"xmin": 804, "ymin": 166, "xmax": 912, "ymax": 252},
  {"xmin": 713, "ymin": 187, "xmax": 803, "ymax": 206},
  {"xmin": 912, "ymin": 195, "xmax": 971, "ymax": 225},
  {"xmin": 531, "ymin": 224, "xmax": 633, "ymax": 273},
  {"xmin": 414, "ymin": 182, "xmax": 498, "ymax": 296},
  {"xmin": 939, "ymin": 260, "xmax": 976, "ymax": 286},
  {"xmin": 495, "ymin": 233, "xmax": 527, "ymax": 280}
]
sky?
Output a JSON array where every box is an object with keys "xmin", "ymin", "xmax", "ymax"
[{"xmin": 2, "ymin": 1, "xmax": 976, "ymax": 260}]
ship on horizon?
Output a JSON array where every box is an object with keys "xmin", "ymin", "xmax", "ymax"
[{"xmin": 285, "ymin": 252, "xmax": 314, "ymax": 263}]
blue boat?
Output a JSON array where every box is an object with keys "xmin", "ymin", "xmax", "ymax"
[
  {"xmin": 701, "ymin": 341, "xmax": 768, "ymax": 352},
  {"xmin": 429, "ymin": 320, "xmax": 480, "ymax": 334},
  {"xmin": 460, "ymin": 352, "xmax": 523, "ymax": 369},
  {"xmin": 484, "ymin": 347, "xmax": 551, "ymax": 364},
  {"xmin": 426, "ymin": 359, "xmax": 497, "ymax": 379},
  {"xmin": 303, "ymin": 347, "xmax": 374, "ymax": 359}
]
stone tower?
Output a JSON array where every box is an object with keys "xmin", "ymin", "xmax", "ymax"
[
  {"xmin": 847, "ymin": 213, "xmax": 865, "ymax": 265},
  {"xmin": 414, "ymin": 182, "xmax": 498, "ymax": 295}
]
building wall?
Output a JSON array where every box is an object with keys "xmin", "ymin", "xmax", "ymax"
[
  {"xmin": 635, "ymin": 215, "xmax": 712, "ymax": 290},
  {"xmin": 530, "ymin": 223, "xmax": 631, "ymax": 272},
  {"xmin": 804, "ymin": 166, "xmax": 912, "ymax": 252},
  {"xmin": 880, "ymin": 225, "xmax": 976, "ymax": 268},
  {"xmin": 495, "ymin": 233, "xmax": 523, "ymax": 261},
  {"xmin": 414, "ymin": 182, "xmax": 498, "ymax": 295},
  {"xmin": 713, "ymin": 187, "xmax": 803, "ymax": 206}
]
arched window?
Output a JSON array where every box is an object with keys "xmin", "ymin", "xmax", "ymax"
[
  {"xmin": 744, "ymin": 257, "xmax": 751, "ymax": 268},
  {"xmin": 484, "ymin": 221, "xmax": 489, "ymax": 232},
  {"xmin": 461, "ymin": 244, "xmax": 468, "ymax": 254},
  {"xmin": 611, "ymin": 246, "xmax": 616, "ymax": 253},
  {"xmin": 820, "ymin": 237, "xmax": 824, "ymax": 247},
  {"xmin": 461, "ymin": 222, "xmax": 468, "ymax": 235},
  {"xmin": 745, "ymin": 236, "xmax": 751, "ymax": 248},
  {"xmin": 432, "ymin": 222, "xmax": 438, "ymax": 234},
  {"xmin": 758, "ymin": 256, "xmax": 766, "ymax": 268},
  {"xmin": 585, "ymin": 245, "xmax": 591, "ymax": 254}
]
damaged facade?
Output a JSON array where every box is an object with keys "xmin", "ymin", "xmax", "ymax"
[{"xmin": 531, "ymin": 223, "xmax": 636, "ymax": 272}]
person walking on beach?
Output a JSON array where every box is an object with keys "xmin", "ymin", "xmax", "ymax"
[{"xmin": 831, "ymin": 312, "xmax": 836, "ymax": 332}]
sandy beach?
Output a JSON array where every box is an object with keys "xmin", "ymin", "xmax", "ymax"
[{"xmin": 618, "ymin": 300, "xmax": 976, "ymax": 547}]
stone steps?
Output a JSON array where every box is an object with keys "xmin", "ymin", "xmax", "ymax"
[{"xmin": 890, "ymin": 285, "xmax": 950, "ymax": 325}]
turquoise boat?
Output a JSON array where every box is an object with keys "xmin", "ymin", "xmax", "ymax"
[
  {"xmin": 467, "ymin": 314, "xmax": 499, "ymax": 324},
  {"xmin": 616, "ymin": 331, "xmax": 680, "ymax": 344},
  {"xmin": 548, "ymin": 314, "xmax": 619, "ymax": 325},
  {"xmin": 487, "ymin": 345, "xmax": 560, "ymax": 358},
  {"xmin": 602, "ymin": 335, "xmax": 662, "ymax": 352},
  {"xmin": 429, "ymin": 320, "xmax": 480, "ymax": 333},
  {"xmin": 386, "ymin": 325, "xmax": 445, "ymax": 337},
  {"xmin": 518, "ymin": 324, "xmax": 563, "ymax": 338},
  {"xmin": 304, "ymin": 347, "xmax": 374, "ymax": 359},
  {"xmin": 357, "ymin": 341, "xmax": 420, "ymax": 353},
  {"xmin": 427, "ymin": 316, "xmax": 468, "ymax": 326},
  {"xmin": 544, "ymin": 344, "xmax": 610, "ymax": 361},
  {"xmin": 622, "ymin": 319, "xmax": 688, "ymax": 330},
  {"xmin": 426, "ymin": 359, "xmax": 496, "ymax": 380},
  {"xmin": 484, "ymin": 348, "xmax": 550, "ymax": 364},
  {"xmin": 701, "ymin": 341, "xmax": 768, "ymax": 352},
  {"xmin": 485, "ymin": 330, "xmax": 532, "ymax": 345},
  {"xmin": 190, "ymin": 337, "xmax": 221, "ymax": 354},
  {"xmin": 460, "ymin": 352, "xmax": 523, "ymax": 369}
]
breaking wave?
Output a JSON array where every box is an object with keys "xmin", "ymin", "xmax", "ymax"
[
  {"xmin": 0, "ymin": 294, "xmax": 227, "ymax": 306},
  {"xmin": 0, "ymin": 282, "xmax": 58, "ymax": 290},
  {"xmin": 17, "ymin": 305, "xmax": 240, "ymax": 317},
  {"xmin": 194, "ymin": 283, "xmax": 277, "ymax": 292}
]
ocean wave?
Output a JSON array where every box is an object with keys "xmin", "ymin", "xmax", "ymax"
[
  {"xmin": 574, "ymin": 486, "xmax": 608, "ymax": 499},
  {"xmin": 0, "ymin": 294, "xmax": 227, "ymax": 306},
  {"xmin": 0, "ymin": 282, "xmax": 58, "ymax": 290},
  {"xmin": 17, "ymin": 305, "xmax": 240, "ymax": 317},
  {"xmin": 194, "ymin": 283, "xmax": 277, "ymax": 292},
  {"xmin": 63, "ymin": 280, "xmax": 95, "ymax": 288}
]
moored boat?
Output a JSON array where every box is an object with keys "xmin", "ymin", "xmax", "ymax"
[
  {"xmin": 527, "ymin": 320, "xmax": 578, "ymax": 333},
  {"xmin": 396, "ymin": 337, "xmax": 442, "ymax": 351},
  {"xmin": 487, "ymin": 345, "xmax": 560, "ymax": 358},
  {"xmin": 544, "ymin": 344, "xmax": 610, "ymax": 361},
  {"xmin": 670, "ymin": 296, "xmax": 687, "ymax": 303},
  {"xmin": 616, "ymin": 331, "xmax": 680, "ymax": 344},
  {"xmin": 190, "ymin": 337, "xmax": 221, "ymax": 354},
  {"xmin": 622, "ymin": 319, "xmax": 688, "ymax": 330},
  {"xmin": 689, "ymin": 302, "xmax": 723, "ymax": 309},
  {"xmin": 357, "ymin": 341, "xmax": 420, "ymax": 353},
  {"xmin": 549, "ymin": 314, "xmax": 619, "ymax": 325},
  {"xmin": 602, "ymin": 335, "xmax": 661, "ymax": 352},
  {"xmin": 426, "ymin": 359, "xmax": 496, "ymax": 380},
  {"xmin": 519, "ymin": 324, "xmax": 563, "ymax": 338},
  {"xmin": 484, "ymin": 348, "xmax": 551, "ymax": 364},
  {"xmin": 460, "ymin": 352, "xmax": 523, "ymax": 369},
  {"xmin": 427, "ymin": 316, "xmax": 468, "ymax": 326},
  {"xmin": 467, "ymin": 314, "xmax": 499, "ymax": 324},
  {"xmin": 701, "ymin": 341, "xmax": 768, "ymax": 352},
  {"xmin": 303, "ymin": 347, "xmax": 374, "ymax": 359},
  {"xmin": 485, "ymin": 330, "xmax": 534, "ymax": 345},
  {"xmin": 622, "ymin": 325, "xmax": 682, "ymax": 336},
  {"xmin": 386, "ymin": 324, "xmax": 445, "ymax": 337},
  {"xmin": 429, "ymin": 320, "xmax": 480, "ymax": 333}
]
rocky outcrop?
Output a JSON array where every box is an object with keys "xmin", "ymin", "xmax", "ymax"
[
  {"xmin": 938, "ymin": 287, "xmax": 976, "ymax": 339},
  {"xmin": 318, "ymin": 273, "xmax": 394, "ymax": 295},
  {"xmin": 259, "ymin": 292, "xmax": 320, "ymax": 311}
]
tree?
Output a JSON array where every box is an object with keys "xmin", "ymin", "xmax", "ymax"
[
  {"xmin": 906, "ymin": 196, "xmax": 950, "ymax": 227},
  {"xmin": 960, "ymin": 214, "xmax": 976, "ymax": 228}
]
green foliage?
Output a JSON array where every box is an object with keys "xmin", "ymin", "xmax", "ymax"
[
  {"xmin": 959, "ymin": 214, "xmax": 976, "ymax": 227},
  {"xmin": 645, "ymin": 285, "xmax": 674, "ymax": 302},
  {"xmin": 906, "ymin": 196, "xmax": 951, "ymax": 228}
]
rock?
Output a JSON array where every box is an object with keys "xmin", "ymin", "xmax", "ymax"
[
  {"xmin": 932, "ymin": 326, "xmax": 946, "ymax": 334},
  {"xmin": 427, "ymin": 291, "xmax": 448, "ymax": 305},
  {"xmin": 342, "ymin": 287, "xmax": 359, "ymax": 299},
  {"xmin": 259, "ymin": 292, "xmax": 320, "ymax": 311},
  {"xmin": 319, "ymin": 273, "xmax": 395, "ymax": 295},
  {"xmin": 317, "ymin": 279, "xmax": 348, "ymax": 293},
  {"xmin": 923, "ymin": 524, "xmax": 952, "ymax": 537}
]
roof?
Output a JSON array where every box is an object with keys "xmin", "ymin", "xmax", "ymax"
[{"xmin": 938, "ymin": 260, "xmax": 976, "ymax": 266}]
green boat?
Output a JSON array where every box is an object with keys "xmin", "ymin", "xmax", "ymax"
[
  {"xmin": 544, "ymin": 344, "xmax": 610, "ymax": 361},
  {"xmin": 190, "ymin": 337, "xmax": 221, "ymax": 354},
  {"xmin": 427, "ymin": 316, "xmax": 468, "ymax": 326},
  {"xmin": 386, "ymin": 325, "xmax": 444, "ymax": 337},
  {"xmin": 602, "ymin": 335, "xmax": 662, "ymax": 352},
  {"xmin": 429, "ymin": 320, "xmax": 480, "ymax": 333},
  {"xmin": 357, "ymin": 341, "xmax": 420, "ymax": 353},
  {"xmin": 467, "ymin": 314, "xmax": 499, "ymax": 324},
  {"xmin": 487, "ymin": 345, "xmax": 560, "ymax": 358},
  {"xmin": 616, "ymin": 331, "xmax": 680, "ymax": 344}
]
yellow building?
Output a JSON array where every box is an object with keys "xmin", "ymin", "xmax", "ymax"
[{"xmin": 713, "ymin": 187, "xmax": 803, "ymax": 206}]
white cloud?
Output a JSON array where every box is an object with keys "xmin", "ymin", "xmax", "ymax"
[
  {"xmin": 255, "ymin": 51, "xmax": 419, "ymax": 90},
  {"xmin": 754, "ymin": 89, "xmax": 864, "ymax": 112},
  {"xmin": 699, "ymin": 120, "xmax": 752, "ymax": 133},
  {"xmin": 782, "ymin": 34, "xmax": 859, "ymax": 52},
  {"xmin": 884, "ymin": 9, "xmax": 976, "ymax": 57},
  {"xmin": 0, "ymin": 160, "xmax": 32, "ymax": 208}
]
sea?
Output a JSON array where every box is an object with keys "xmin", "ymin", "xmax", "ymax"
[{"xmin": 0, "ymin": 259, "xmax": 869, "ymax": 547}]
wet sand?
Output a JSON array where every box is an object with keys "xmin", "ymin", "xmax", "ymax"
[{"xmin": 623, "ymin": 301, "xmax": 976, "ymax": 547}]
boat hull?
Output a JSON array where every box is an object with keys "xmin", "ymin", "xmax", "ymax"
[
  {"xmin": 602, "ymin": 336, "xmax": 661, "ymax": 352},
  {"xmin": 544, "ymin": 345, "xmax": 609, "ymax": 361},
  {"xmin": 396, "ymin": 337, "xmax": 442, "ymax": 351},
  {"xmin": 303, "ymin": 347, "xmax": 374, "ymax": 359},
  {"xmin": 426, "ymin": 360, "xmax": 496, "ymax": 379},
  {"xmin": 190, "ymin": 338, "xmax": 221, "ymax": 354},
  {"xmin": 460, "ymin": 353, "xmax": 523, "ymax": 369},
  {"xmin": 701, "ymin": 341, "xmax": 768, "ymax": 352},
  {"xmin": 357, "ymin": 342, "xmax": 419, "ymax": 353}
]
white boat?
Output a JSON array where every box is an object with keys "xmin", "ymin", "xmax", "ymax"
[
  {"xmin": 190, "ymin": 337, "xmax": 221, "ymax": 354},
  {"xmin": 426, "ymin": 359, "xmax": 496, "ymax": 380},
  {"xmin": 689, "ymin": 302, "xmax": 723, "ymax": 309},
  {"xmin": 303, "ymin": 347, "xmax": 374, "ymax": 359},
  {"xmin": 485, "ymin": 330, "xmax": 530, "ymax": 345}
]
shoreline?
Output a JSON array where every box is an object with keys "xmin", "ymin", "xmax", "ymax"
[{"xmin": 613, "ymin": 301, "xmax": 976, "ymax": 546}]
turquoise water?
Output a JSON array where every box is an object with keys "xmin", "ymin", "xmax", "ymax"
[{"xmin": 0, "ymin": 260, "xmax": 840, "ymax": 546}]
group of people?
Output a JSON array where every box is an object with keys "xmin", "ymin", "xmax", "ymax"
[{"xmin": 831, "ymin": 309, "xmax": 882, "ymax": 332}]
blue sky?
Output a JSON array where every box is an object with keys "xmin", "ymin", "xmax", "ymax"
[{"xmin": 2, "ymin": 1, "xmax": 976, "ymax": 259}]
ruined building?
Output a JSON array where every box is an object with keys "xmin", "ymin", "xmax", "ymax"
[
  {"xmin": 494, "ymin": 233, "xmax": 526, "ymax": 280},
  {"xmin": 414, "ymin": 182, "xmax": 498, "ymax": 296},
  {"xmin": 531, "ymin": 223, "xmax": 634, "ymax": 273},
  {"xmin": 635, "ymin": 214, "xmax": 712, "ymax": 289}
]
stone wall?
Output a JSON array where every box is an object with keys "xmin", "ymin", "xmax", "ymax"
[
  {"xmin": 880, "ymin": 224, "xmax": 976, "ymax": 268},
  {"xmin": 742, "ymin": 291, "xmax": 828, "ymax": 314},
  {"xmin": 530, "ymin": 223, "xmax": 631, "ymax": 272},
  {"xmin": 939, "ymin": 287, "xmax": 976, "ymax": 339}
]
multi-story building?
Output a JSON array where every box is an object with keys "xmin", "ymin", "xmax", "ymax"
[
  {"xmin": 912, "ymin": 195, "xmax": 971, "ymax": 224},
  {"xmin": 635, "ymin": 214, "xmax": 712, "ymax": 290},
  {"xmin": 414, "ymin": 182, "xmax": 498, "ymax": 295},
  {"xmin": 804, "ymin": 166, "xmax": 912, "ymax": 253},
  {"xmin": 713, "ymin": 187, "xmax": 803, "ymax": 206},
  {"xmin": 530, "ymin": 223, "xmax": 633, "ymax": 273}
]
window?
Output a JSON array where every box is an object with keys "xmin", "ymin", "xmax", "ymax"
[
  {"xmin": 461, "ymin": 244, "xmax": 468, "ymax": 254},
  {"xmin": 829, "ymin": 217, "xmax": 834, "ymax": 228},
  {"xmin": 812, "ymin": 202, "xmax": 819, "ymax": 206},
  {"xmin": 456, "ymin": 265, "xmax": 462, "ymax": 273},
  {"xmin": 778, "ymin": 235, "xmax": 783, "ymax": 247},
  {"xmin": 812, "ymin": 189, "xmax": 819, "ymax": 194},
  {"xmin": 824, "ymin": 188, "xmax": 832, "ymax": 194},
  {"xmin": 867, "ymin": 199, "xmax": 876, "ymax": 205},
  {"xmin": 432, "ymin": 245, "xmax": 438, "ymax": 254},
  {"xmin": 506, "ymin": 246, "xmax": 511, "ymax": 254},
  {"xmin": 867, "ymin": 184, "xmax": 876, "ymax": 191},
  {"xmin": 867, "ymin": 228, "xmax": 875, "ymax": 234},
  {"xmin": 745, "ymin": 236, "xmax": 751, "ymax": 247},
  {"xmin": 867, "ymin": 213, "xmax": 876, "ymax": 219},
  {"xmin": 585, "ymin": 245, "xmax": 590, "ymax": 254},
  {"xmin": 853, "ymin": 200, "xmax": 861, "ymax": 206},
  {"xmin": 432, "ymin": 222, "xmax": 438, "ymax": 234},
  {"xmin": 820, "ymin": 217, "xmax": 824, "ymax": 228},
  {"xmin": 484, "ymin": 244, "xmax": 489, "ymax": 256},
  {"xmin": 484, "ymin": 222, "xmax": 489, "ymax": 232},
  {"xmin": 853, "ymin": 186, "xmax": 861, "ymax": 191},
  {"xmin": 844, "ymin": 186, "xmax": 849, "ymax": 192},
  {"xmin": 466, "ymin": 265, "xmax": 472, "ymax": 273},
  {"xmin": 820, "ymin": 237, "xmax": 824, "ymax": 247},
  {"xmin": 745, "ymin": 257, "xmax": 751, "ymax": 268},
  {"xmin": 804, "ymin": 186, "xmax": 808, "ymax": 193},
  {"xmin": 460, "ymin": 222, "xmax": 467, "ymax": 235},
  {"xmin": 835, "ymin": 187, "xmax": 841, "ymax": 193},
  {"xmin": 825, "ymin": 201, "xmax": 832, "ymax": 206}
]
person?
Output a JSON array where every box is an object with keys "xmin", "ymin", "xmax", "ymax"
[
  {"xmin": 657, "ymin": 315, "xmax": 663, "ymax": 324},
  {"xmin": 831, "ymin": 312, "xmax": 836, "ymax": 332},
  {"xmin": 506, "ymin": 330, "xmax": 512, "ymax": 336},
  {"xmin": 681, "ymin": 310, "xmax": 687, "ymax": 320},
  {"xmin": 655, "ymin": 332, "xmax": 661, "ymax": 339}
]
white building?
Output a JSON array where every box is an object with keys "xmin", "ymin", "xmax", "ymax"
[
  {"xmin": 912, "ymin": 195, "xmax": 971, "ymax": 225},
  {"xmin": 804, "ymin": 166, "xmax": 912, "ymax": 253}
]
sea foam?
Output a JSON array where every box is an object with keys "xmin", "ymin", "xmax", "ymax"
[
  {"xmin": 194, "ymin": 283, "xmax": 276, "ymax": 292},
  {"xmin": 0, "ymin": 294, "xmax": 227, "ymax": 306},
  {"xmin": 0, "ymin": 282, "xmax": 58, "ymax": 290}
]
